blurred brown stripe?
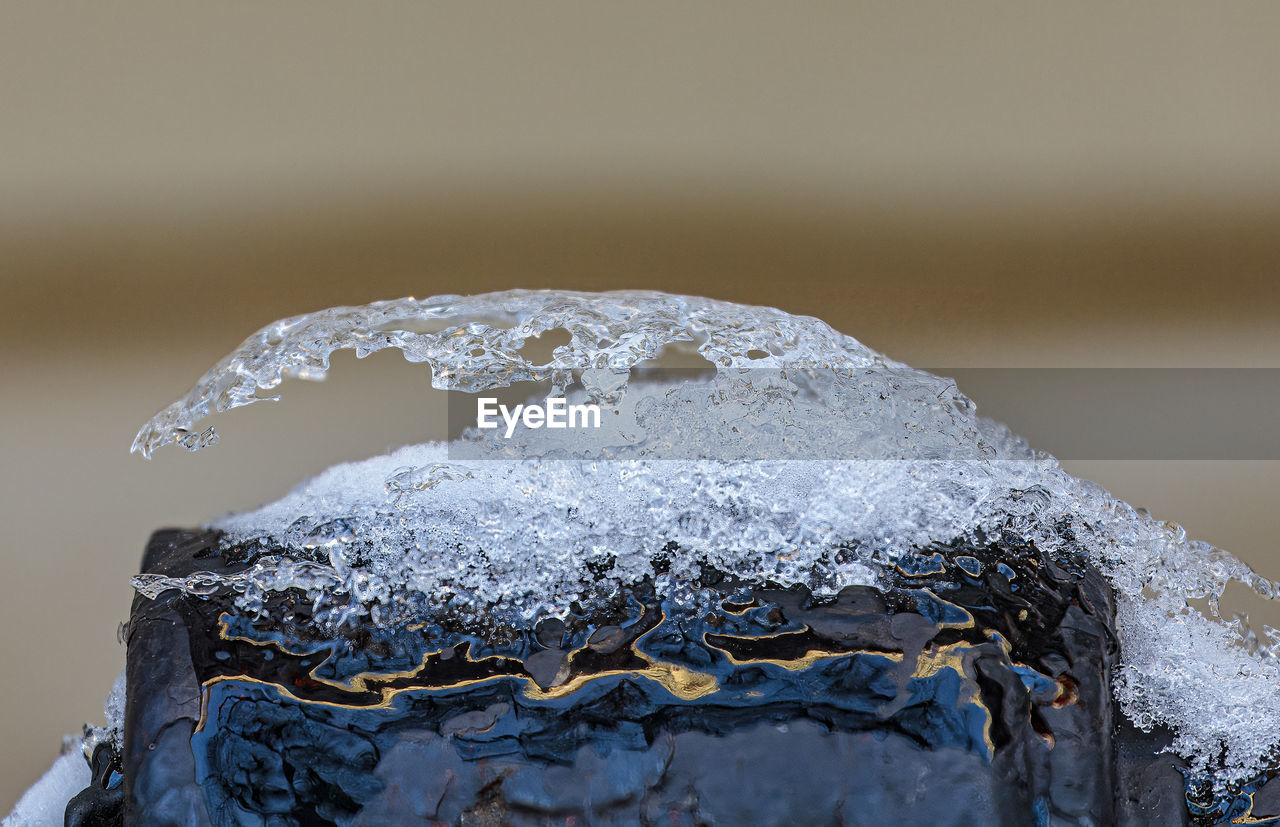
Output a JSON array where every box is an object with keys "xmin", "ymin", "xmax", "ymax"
[{"xmin": 3, "ymin": 192, "xmax": 1278, "ymax": 355}]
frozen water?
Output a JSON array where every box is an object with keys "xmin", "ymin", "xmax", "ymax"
[
  {"xmin": 3, "ymin": 751, "xmax": 90, "ymax": 827},
  {"xmin": 6, "ymin": 670, "xmax": 127, "ymax": 826},
  {"xmin": 2, "ymin": 671, "xmax": 121, "ymax": 827},
  {"xmin": 131, "ymin": 289, "xmax": 1280, "ymax": 791},
  {"xmin": 5, "ymin": 673, "xmax": 125, "ymax": 826},
  {"xmin": 81, "ymin": 669, "xmax": 126, "ymax": 756},
  {"xmin": 132, "ymin": 290, "xmax": 906, "ymax": 458}
]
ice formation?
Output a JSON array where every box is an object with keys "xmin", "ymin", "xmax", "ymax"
[
  {"xmin": 83, "ymin": 670, "xmax": 126, "ymax": 756},
  {"xmin": 2, "ymin": 752, "xmax": 90, "ymax": 827},
  {"xmin": 4, "ymin": 671, "xmax": 124, "ymax": 827},
  {"xmin": 131, "ymin": 289, "xmax": 1279, "ymax": 792}
]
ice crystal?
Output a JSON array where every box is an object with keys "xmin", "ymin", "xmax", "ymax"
[{"xmin": 132, "ymin": 289, "xmax": 1280, "ymax": 791}]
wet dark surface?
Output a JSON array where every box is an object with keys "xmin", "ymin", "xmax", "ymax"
[
  {"xmin": 76, "ymin": 529, "xmax": 1277, "ymax": 824},
  {"xmin": 65, "ymin": 742, "xmax": 123, "ymax": 827}
]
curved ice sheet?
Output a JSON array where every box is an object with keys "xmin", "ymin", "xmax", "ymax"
[
  {"xmin": 131, "ymin": 290, "xmax": 1279, "ymax": 792},
  {"xmin": 133, "ymin": 290, "xmax": 930, "ymax": 459}
]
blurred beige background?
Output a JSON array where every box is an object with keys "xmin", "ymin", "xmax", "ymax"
[{"xmin": 3, "ymin": 2, "xmax": 1280, "ymax": 812}]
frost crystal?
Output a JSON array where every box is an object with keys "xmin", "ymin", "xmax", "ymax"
[{"xmin": 132, "ymin": 289, "xmax": 1279, "ymax": 791}]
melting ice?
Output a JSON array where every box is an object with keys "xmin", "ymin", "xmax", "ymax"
[{"xmin": 131, "ymin": 289, "xmax": 1279, "ymax": 793}]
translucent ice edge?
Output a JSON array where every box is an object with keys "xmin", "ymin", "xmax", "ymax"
[{"xmin": 131, "ymin": 289, "xmax": 1280, "ymax": 792}]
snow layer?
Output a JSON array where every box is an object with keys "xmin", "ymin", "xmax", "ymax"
[
  {"xmin": 2, "ymin": 752, "xmax": 90, "ymax": 827},
  {"xmin": 131, "ymin": 290, "xmax": 1280, "ymax": 791},
  {"xmin": 3, "ymin": 671, "xmax": 121, "ymax": 827}
]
